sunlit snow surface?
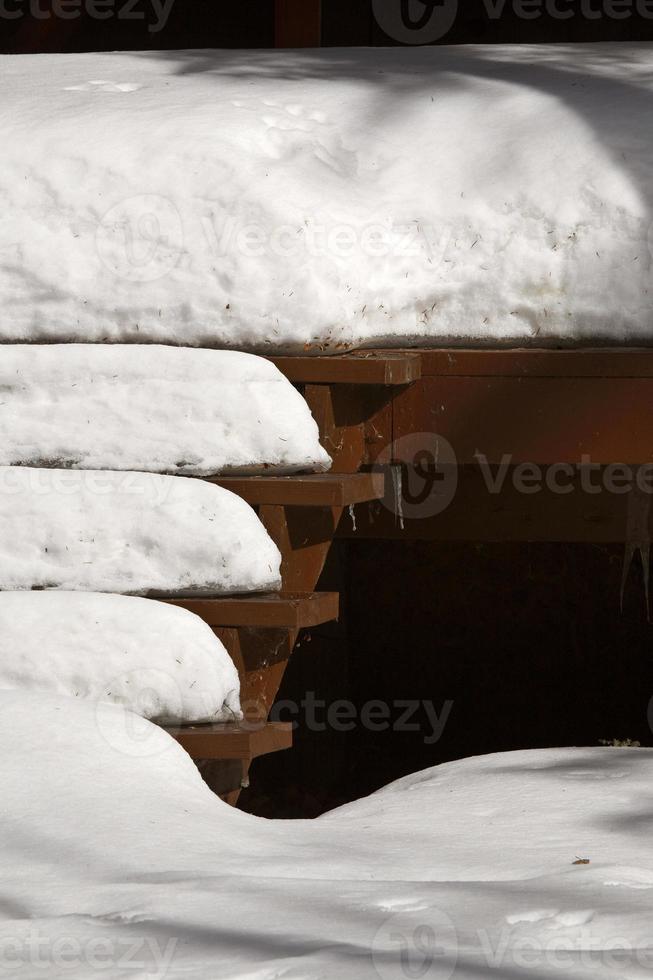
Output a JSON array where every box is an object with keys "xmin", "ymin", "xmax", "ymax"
[
  {"xmin": 0, "ymin": 346, "xmax": 330, "ymax": 475},
  {"xmin": 0, "ymin": 592, "xmax": 242, "ymax": 723},
  {"xmin": 0, "ymin": 467, "xmax": 281, "ymax": 594},
  {"xmin": 1, "ymin": 45, "xmax": 653, "ymax": 350},
  {"xmin": 1, "ymin": 690, "xmax": 652, "ymax": 978}
]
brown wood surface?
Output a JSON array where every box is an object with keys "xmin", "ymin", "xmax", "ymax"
[
  {"xmin": 393, "ymin": 377, "xmax": 653, "ymax": 464},
  {"xmin": 169, "ymin": 721, "xmax": 293, "ymax": 761},
  {"xmin": 211, "ymin": 472, "xmax": 384, "ymax": 506},
  {"xmin": 337, "ymin": 466, "xmax": 650, "ymax": 543},
  {"xmin": 166, "ymin": 591, "xmax": 339, "ymax": 629},
  {"xmin": 270, "ymin": 352, "xmax": 422, "ymax": 385},
  {"xmin": 259, "ymin": 504, "xmax": 342, "ymax": 593},
  {"xmin": 303, "ymin": 384, "xmax": 394, "ymax": 472},
  {"xmin": 275, "ymin": 0, "xmax": 321, "ymax": 46},
  {"xmin": 213, "ymin": 627, "xmax": 295, "ymax": 720},
  {"xmin": 414, "ymin": 348, "xmax": 653, "ymax": 378}
]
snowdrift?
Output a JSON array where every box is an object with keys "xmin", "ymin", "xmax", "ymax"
[
  {"xmin": 0, "ymin": 345, "xmax": 330, "ymax": 475},
  {"xmin": 0, "ymin": 591, "xmax": 241, "ymax": 723},
  {"xmin": 1, "ymin": 688, "xmax": 652, "ymax": 978},
  {"xmin": 1, "ymin": 45, "xmax": 652, "ymax": 350},
  {"xmin": 0, "ymin": 466, "xmax": 281, "ymax": 594}
]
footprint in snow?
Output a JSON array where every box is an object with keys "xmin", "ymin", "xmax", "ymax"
[
  {"xmin": 63, "ymin": 80, "xmax": 142, "ymax": 93},
  {"xmin": 506, "ymin": 909, "xmax": 595, "ymax": 927},
  {"xmin": 376, "ymin": 897, "xmax": 432, "ymax": 913}
]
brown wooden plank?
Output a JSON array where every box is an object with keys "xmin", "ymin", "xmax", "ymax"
[
  {"xmin": 211, "ymin": 472, "xmax": 384, "ymax": 506},
  {"xmin": 269, "ymin": 352, "xmax": 422, "ymax": 385},
  {"xmin": 168, "ymin": 721, "xmax": 292, "ymax": 761},
  {"xmin": 393, "ymin": 377, "xmax": 653, "ymax": 464},
  {"xmin": 337, "ymin": 466, "xmax": 642, "ymax": 543},
  {"xmin": 413, "ymin": 348, "xmax": 653, "ymax": 378},
  {"xmin": 259, "ymin": 504, "xmax": 341, "ymax": 593},
  {"xmin": 214, "ymin": 628, "xmax": 295, "ymax": 721},
  {"xmin": 303, "ymin": 384, "xmax": 394, "ymax": 472},
  {"xmin": 275, "ymin": 0, "xmax": 321, "ymax": 46},
  {"xmin": 166, "ymin": 592, "xmax": 338, "ymax": 629}
]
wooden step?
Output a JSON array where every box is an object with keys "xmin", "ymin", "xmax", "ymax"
[
  {"xmin": 269, "ymin": 351, "xmax": 422, "ymax": 385},
  {"xmin": 166, "ymin": 591, "xmax": 339, "ymax": 629},
  {"xmin": 168, "ymin": 720, "xmax": 292, "ymax": 761},
  {"xmin": 210, "ymin": 472, "xmax": 384, "ymax": 506}
]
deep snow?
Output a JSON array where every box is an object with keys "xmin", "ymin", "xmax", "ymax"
[
  {"xmin": 1, "ymin": 689, "xmax": 652, "ymax": 978},
  {"xmin": 0, "ymin": 591, "xmax": 242, "ymax": 723},
  {"xmin": 0, "ymin": 345, "xmax": 330, "ymax": 475},
  {"xmin": 1, "ymin": 45, "xmax": 652, "ymax": 350},
  {"xmin": 0, "ymin": 466, "xmax": 281, "ymax": 594}
]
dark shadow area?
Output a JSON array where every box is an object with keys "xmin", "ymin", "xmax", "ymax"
[
  {"xmin": 5, "ymin": 0, "xmax": 653, "ymax": 52},
  {"xmin": 242, "ymin": 538, "xmax": 653, "ymax": 818}
]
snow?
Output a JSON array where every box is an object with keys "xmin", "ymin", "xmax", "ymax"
[
  {"xmin": 0, "ymin": 466, "xmax": 281, "ymax": 594},
  {"xmin": 1, "ymin": 44, "xmax": 653, "ymax": 350},
  {"xmin": 0, "ymin": 591, "xmax": 242, "ymax": 723},
  {"xmin": 0, "ymin": 345, "xmax": 330, "ymax": 475},
  {"xmin": 2, "ymin": 688, "xmax": 653, "ymax": 978}
]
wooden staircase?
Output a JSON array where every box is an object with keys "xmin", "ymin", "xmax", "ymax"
[
  {"xmin": 166, "ymin": 347, "xmax": 653, "ymax": 805},
  {"xmin": 165, "ymin": 352, "xmax": 419, "ymax": 803}
]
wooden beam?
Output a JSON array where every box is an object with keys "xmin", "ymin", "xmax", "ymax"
[
  {"xmin": 303, "ymin": 384, "xmax": 393, "ymax": 472},
  {"xmin": 166, "ymin": 591, "xmax": 338, "ymax": 629},
  {"xmin": 275, "ymin": 0, "xmax": 321, "ymax": 47},
  {"xmin": 414, "ymin": 348, "xmax": 653, "ymax": 378},
  {"xmin": 168, "ymin": 721, "xmax": 292, "ymax": 761},
  {"xmin": 393, "ymin": 377, "xmax": 653, "ymax": 464},
  {"xmin": 270, "ymin": 352, "xmax": 422, "ymax": 385},
  {"xmin": 259, "ymin": 504, "xmax": 342, "ymax": 592},
  {"xmin": 337, "ymin": 466, "xmax": 647, "ymax": 543},
  {"xmin": 211, "ymin": 472, "xmax": 384, "ymax": 506}
]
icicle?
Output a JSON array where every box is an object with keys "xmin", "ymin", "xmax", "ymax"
[
  {"xmin": 348, "ymin": 503, "xmax": 357, "ymax": 532},
  {"xmin": 391, "ymin": 464, "xmax": 405, "ymax": 531},
  {"xmin": 620, "ymin": 474, "xmax": 651, "ymax": 620}
]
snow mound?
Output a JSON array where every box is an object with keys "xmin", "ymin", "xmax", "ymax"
[
  {"xmin": 1, "ymin": 45, "xmax": 653, "ymax": 349},
  {"xmin": 0, "ymin": 345, "xmax": 330, "ymax": 475},
  {"xmin": 0, "ymin": 591, "xmax": 241, "ymax": 723},
  {"xmin": 2, "ymin": 689, "xmax": 653, "ymax": 977},
  {"xmin": 0, "ymin": 466, "xmax": 281, "ymax": 594}
]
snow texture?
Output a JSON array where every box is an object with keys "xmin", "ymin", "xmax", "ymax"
[
  {"xmin": 0, "ymin": 466, "xmax": 281, "ymax": 594},
  {"xmin": 1, "ymin": 45, "xmax": 652, "ymax": 350},
  {"xmin": 0, "ymin": 345, "xmax": 330, "ymax": 475},
  {"xmin": 0, "ymin": 591, "xmax": 242, "ymax": 723},
  {"xmin": 1, "ymin": 688, "xmax": 653, "ymax": 978}
]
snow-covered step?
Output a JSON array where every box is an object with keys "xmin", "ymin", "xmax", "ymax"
[
  {"xmin": 0, "ymin": 591, "xmax": 242, "ymax": 724},
  {"xmin": 2, "ymin": 47, "xmax": 651, "ymax": 350},
  {"xmin": 209, "ymin": 472, "xmax": 385, "ymax": 506},
  {"xmin": 168, "ymin": 720, "xmax": 292, "ymax": 761},
  {"xmin": 0, "ymin": 345, "xmax": 330, "ymax": 476},
  {"xmin": 0, "ymin": 467, "xmax": 281, "ymax": 595},
  {"xmin": 167, "ymin": 591, "xmax": 339, "ymax": 629}
]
